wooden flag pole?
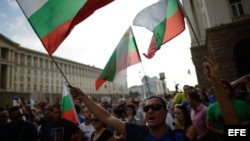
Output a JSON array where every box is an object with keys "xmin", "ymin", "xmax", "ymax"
[
  {"xmin": 177, "ymin": 0, "xmax": 201, "ymax": 48},
  {"xmin": 50, "ymin": 55, "xmax": 71, "ymax": 86}
]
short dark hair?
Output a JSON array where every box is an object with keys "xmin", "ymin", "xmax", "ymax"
[
  {"xmin": 52, "ymin": 103, "xmax": 61, "ymax": 109},
  {"xmin": 8, "ymin": 106, "xmax": 20, "ymax": 116},
  {"xmin": 124, "ymin": 103, "xmax": 136, "ymax": 116},
  {"xmin": 187, "ymin": 91, "xmax": 201, "ymax": 102},
  {"xmin": 146, "ymin": 96, "xmax": 167, "ymax": 110}
]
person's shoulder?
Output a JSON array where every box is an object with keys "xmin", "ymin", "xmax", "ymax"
[{"xmin": 175, "ymin": 92, "xmax": 184, "ymax": 96}]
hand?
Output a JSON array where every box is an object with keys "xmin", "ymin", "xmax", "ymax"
[
  {"xmin": 243, "ymin": 75, "xmax": 250, "ymax": 91},
  {"xmin": 202, "ymin": 56, "xmax": 220, "ymax": 83},
  {"xmin": 68, "ymin": 85, "xmax": 85, "ymax": 101}
]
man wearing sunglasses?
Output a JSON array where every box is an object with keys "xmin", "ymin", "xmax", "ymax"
[{"xmin": 69, "ymin": 86, "xmax": 188, "ymax": 141}]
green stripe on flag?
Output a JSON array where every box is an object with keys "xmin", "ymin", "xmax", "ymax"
[
  {"xmin": 29, "ymin": 0, "xmax": 87, "ymax": 38},
  {"xmin": 62, "ymin": 95, "xmax": 73, "ymax": 112},
  {"xmin": 166, "ymin": 0, "xmax": 179, "ymax": 19},
  {"xmin": 99, "ymin": 51, "xmax": 117, "ymax": 81},
  {"xmin": 128, "ymin": 37, "xmax": 137, "ymax": 51},
  {"xmin": 154, "ymin": 0, "xmax": 180, "ymax": 49}
]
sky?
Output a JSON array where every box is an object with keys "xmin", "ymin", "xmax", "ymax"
[{"xmin": 0, "ymin": 0, "xmax": 198, "ymax": 91}]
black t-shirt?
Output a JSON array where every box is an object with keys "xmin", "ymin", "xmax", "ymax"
[
  {"xmin": 44, "ymin": 118, "xmax": 80, "ymax": 141},
  {"xmin": 91, "ymin": 128, "xmax": 113, "ymax": 141},
  {"xmin": 0, "ymin": 121, "xmax": 38, "ymax": 141}
]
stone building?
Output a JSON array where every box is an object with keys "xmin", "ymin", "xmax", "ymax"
[
  {"xmin": 129, "ymin": 75, "xmax": 169, "ymax": 100},
  {"xmin": 0, "ymin": 33, "xmax": 129, "ymax": 108},
  {"xmin": 182, "ymin": 0, "xmax": 250, "ymax": 88}
]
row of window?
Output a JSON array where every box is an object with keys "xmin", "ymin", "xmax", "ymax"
[{"xmin": 14, "ymin": 53, "xmax": 100, "ymax": 78}]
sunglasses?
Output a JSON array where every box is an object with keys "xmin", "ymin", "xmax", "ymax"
[
  {"xmin": 91, "ymin": 118, "xmax": 99, "ymax": 122},
  {"xmin": 143, "ymin": 104, "xmax": 164, "ymax": 112}
]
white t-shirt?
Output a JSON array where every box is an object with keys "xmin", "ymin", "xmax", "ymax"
[
  {"xmin": 79, "ymin": 122, "xmax": 95, "ymax": 141},
  {"xmin": 165, "ymin": 112, "xmax": 174, "ymax": 130}
]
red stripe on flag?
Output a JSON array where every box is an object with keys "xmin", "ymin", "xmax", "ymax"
[{"xmin": 63, "ymin": 109, "xmax": 78, "ymax": 124}]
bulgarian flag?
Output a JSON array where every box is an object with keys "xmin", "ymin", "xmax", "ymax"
[
  {"xmin": 16, "ymin": 0, "xmax": 114, "ymax": 55},
  {"xmin": 95, "ymin": 27, "xmax": 141, "ymax": 90},
  {"xmin": 133, "ymin": 0, "xmax": 185, "ymax": 59},
  {"xmin": 62, "ymin": 82, "xmax": 79, "ymax": 124}
]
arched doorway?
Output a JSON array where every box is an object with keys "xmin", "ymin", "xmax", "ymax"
[{"xmin": 233, "ymin": 38, "xmax": 250, "ymax": 77}]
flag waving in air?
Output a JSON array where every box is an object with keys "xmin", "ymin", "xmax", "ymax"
[
  {"xmin": 62, "ymin": 82, "xmax": 79, "ymax": 124},
  {"xmin": 95, "ymin": 27, "xmax": 141, "ymax": 90},
  {"xmin": 16, "ymin": 0, "xmax": 114, "ymax": 55},
  {"xmin": 133, "ymin": 0, "xmax": 185, "ymax": 59}
]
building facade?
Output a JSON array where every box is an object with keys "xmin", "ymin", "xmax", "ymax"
[
  {"xmin": 129, "ymin": 75, "xmax": 169, "ymax": 100},
  {"xmin": 182, "ymin": 0, "xmax": 250, "ymax": 88},
  {"xmin": 0, "ymin": 33, "xmax": 129, "ymax": 108}
]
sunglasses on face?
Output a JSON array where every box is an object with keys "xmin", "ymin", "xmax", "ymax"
[
  {"xmin": 143, "ymin": 104, "xmax": 164, "ymax": 112},
  {"xmin": 91, "ymin": 118, "xmax": 99, "ymax": 122}
]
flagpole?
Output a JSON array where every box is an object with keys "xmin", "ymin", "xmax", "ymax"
[
  {"xmin": 49, "ymin": 55, "xmax": 71, "ymax": 85},
  {"xmin": 177, "ymin": 0, "xmax": 201, "ymax": 48},
  {"xmin": 130, "ymin": 26, "xmax": 152, "ymax": 96}
]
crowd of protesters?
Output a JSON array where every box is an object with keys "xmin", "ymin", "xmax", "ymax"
[{"xmin": 0, "ymin": 56, "xmax": 250, "ymax": 141}]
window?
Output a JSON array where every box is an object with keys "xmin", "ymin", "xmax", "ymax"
[
  {"xmin": 34, "ymin": 84, "xmax": 37, "ymax": 91},
  {"xmin": 20, "ymin": 54, "xmax": 25, "ymax": 65},
  {"xmin": 0, "ymin": 48, "xmax": 8, "ymax": 59},
  {"xmin": 40, "ymin": 58, "xmax": 43, "ymax": 68},
  {"xmin": 27, "ymin": 55, "xmax": 32, "ymax": 66},
  {"xmin": 229, "ymin": 0, "xmax": 245, "ymax": 17},
  {"xmin": 20, "ymin": 76, "xmax": 24, "ymax": 82},
  {"xmin": 27, "ymin": 69, "xmax": 31, "ymax": 74},
  {"xmin": 27, "ymin": 84, "xmax": 31, "ymax": 91},
  {"xmin": 34, "ymin": 77, "xmax": 37, "ymax": 83},
  {"xmin": 20, "ymin": 68, "xmax": 24, "ymax": 73},
  {"xmin": 34, "ymin": 57, "xmax": 38, "ymax": 67},
  {"xmin": 20, "ymin": 84, "xmax": 24, "ymax": 92}
]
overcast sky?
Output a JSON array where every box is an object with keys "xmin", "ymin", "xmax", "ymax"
[{"xmin": 0, "ymin": 0, "xmax": 198, "ymax": 91}]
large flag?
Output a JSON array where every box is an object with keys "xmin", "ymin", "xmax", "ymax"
[
  {"xmin": 62, "ymin": 82, "xmax": 79, "ymax": 124},
  {"xmin": 95, "ymin": 27, "xmax": 141, "ymax": 90},
  {"xmin": 16, "ymin": 0, "xmax": 114, "ymax": 55},
  {"xmin": 133, "ymin": 0, "xmax": 185, "ymax": 59}
]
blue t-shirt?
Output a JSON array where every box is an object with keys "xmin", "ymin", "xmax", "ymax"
[
  {"xmin": 125, "ymin": 123, "xmax": 173, "ymax": 141},
  {"xmin": 125, "ymin": 123, "xmax": 190, "ymax": 141}
]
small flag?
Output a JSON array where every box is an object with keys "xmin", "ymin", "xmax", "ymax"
[
  {"xmin": 133, "ymin": 0, "xmax": 185, "ymax": 59},
  {"xmin": 95, "ymin": 26, "xmax": 141, "ymax": 90},
  {"xmin": 62, "ymin": 82, "xmax": 79, "ymax": 124}
]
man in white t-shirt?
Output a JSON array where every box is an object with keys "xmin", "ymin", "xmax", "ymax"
[{"xmin": 78, "ymin": 107, "xmax": 95, "ymax": 141}]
